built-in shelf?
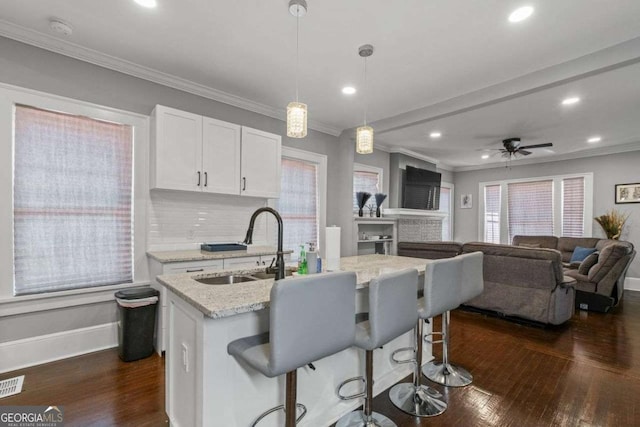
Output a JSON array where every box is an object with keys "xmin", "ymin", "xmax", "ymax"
[
  {"xmin": 382, "ymin": 208, "xmax": 447, "ymax": 219},
  {"xmin": 353, "ymin": 218, "xmax": 397, "ymax": 255},
  {"xmin": 357, "ymin": 239, "xmax": 394, "ymax": 243}
]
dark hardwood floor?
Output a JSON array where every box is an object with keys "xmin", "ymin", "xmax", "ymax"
[{"xmin": 3, "ymin": 291, "xmax": 640, "ymax": 426}]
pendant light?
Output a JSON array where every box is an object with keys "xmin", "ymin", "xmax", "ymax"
[
  {"xmin": 356, "ymin": 44, "xmax": 374, "ymax": 154},
  {"xmin": 286, "ymin": 0, "xmax": 308, "ymax": 138}
]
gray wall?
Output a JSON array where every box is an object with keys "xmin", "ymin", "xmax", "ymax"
[
  {"xmin": 453, "ymin": 150, "xmax": 640, "ymax": 278},
  {"xmin": 0, "ymin": 37, "xmax": 347, "ymax": 342}
]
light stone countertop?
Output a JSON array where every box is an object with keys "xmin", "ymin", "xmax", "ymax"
[
  {"xmin": 147, "ymin": 245, "xmax": 293, "ymax": 263},
  {"xmin": 157, "ymin": 254, "xmax": 430, "ymax": 319}
]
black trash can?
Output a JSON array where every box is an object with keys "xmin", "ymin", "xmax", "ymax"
[{"xmin": 115, "ymin": 287, "xmax": 160, "ymax": 362}]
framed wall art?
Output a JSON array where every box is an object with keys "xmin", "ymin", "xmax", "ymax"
[{"xmin": 615, "ymin": 183, "xmax": 640, "ymax": 204}]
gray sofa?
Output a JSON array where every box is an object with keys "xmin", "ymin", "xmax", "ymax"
[
  {"xmin": 398, "ymin": 241, "xmax": 575, "ymax": 324},
  {"xmin": 512, "ymin": 235, "xmax": 635, "ymax": 313}
]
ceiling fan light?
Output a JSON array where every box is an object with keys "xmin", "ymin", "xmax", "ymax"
[
  {"xmin": 286, "ymin": 102, "xmax": 307, "ymax": 138},
  {"xmin": 356, "ymin": 126, "xmax": 374, "ymax": 154}
]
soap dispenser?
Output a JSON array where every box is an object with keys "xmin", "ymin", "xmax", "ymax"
[
  {"xmin": 306, "ymin": 242, "xmax": 318, "ymax": 274},
  {"xmin": 297, "ymin": 244, "xmax": 307, "ymax": 275}
]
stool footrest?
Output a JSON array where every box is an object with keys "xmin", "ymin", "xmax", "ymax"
[
  {"xmin": 251, "ymin": 403, "xmax": 307, "ymax": 426},
  {"xmin": 391, "ymin": 346, "xmax": 415, "ymax": 365},
  {"xmin": 337, "ymin": 376, "xmax": 366, "ymax": 400}
]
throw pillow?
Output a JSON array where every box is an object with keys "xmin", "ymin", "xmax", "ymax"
[
  {"xmin": 578, "ymin": 252, "xmax": 599, "ymax": 275},
  {"xmin": 519, "ymin": 243, "xmax": 541, "ymax": 248},
  {"xmin": 570, "ymin": 246, "xmax": 597, "ymax": 263}
]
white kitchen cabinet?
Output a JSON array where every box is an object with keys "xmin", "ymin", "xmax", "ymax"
[
  {"xmin": 151, "ymin": 105, "xmax": 281, "ymax": 198},
  {"xmin": 202, "ymin": 117, "xmax": 241, "ymax": 195},
  {"xmin": 240, "ymin": 127, "xmax": 281, "ymax": 198},
  {"xmin": 151, "ymin": 105, "xmax": 202, "ymax": 191}
]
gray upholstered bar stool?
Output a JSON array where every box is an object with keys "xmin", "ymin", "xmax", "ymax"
[
  {"xmin": 422, "ymin": 252, "xmax": 484, "ymax": 387},
  {"xmin": 336, "ymin": 268, "xmax": 419, "ymax": 427},
  {"xmin": 227, "ymin": 272, "xmax": 357, "ymax": 427},
  {"xmin": 389, "ymin": 256, "xmax": 464, "ymax": 417}
]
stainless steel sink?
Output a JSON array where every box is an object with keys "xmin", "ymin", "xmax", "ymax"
[
  {"xmin": 195, "ymin": 275, "xmax": 259, "ymax": 285},
  {"xmin": 249, "ymin": 270, "xmax": 294, "ymax": 280}
]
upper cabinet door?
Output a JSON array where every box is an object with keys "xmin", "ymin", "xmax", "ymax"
[
  {"xmin": 202, "ymin": 118, "xmax": 241, "ymax": 195},
  {"xmin": 240, "ymin": 127, "xmax": 281, "ymax": 198},
  {"xmin": 152, "ymin": 105, "xmax": 203, "ymax": 191}
]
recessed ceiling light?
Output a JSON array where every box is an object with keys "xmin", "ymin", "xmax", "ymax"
[
  {"xmin": 134, "ymin": 0, "xmax": 157, "ymax": 8},
  {"xmin": 481, "ymin": 154, "xmax": 490, "ymax": 160},
  {"xmin": 429, "ymin": 132, "xmax": 442, "ymax": 138},
  {"xmin": 508, "ymin": 6, "xmax": 534, "ymax": 23},
  {"xmin": 587, "ymin": 136, "xmax": 602, "ymax": 143},
  {"xmin": 342, "ymin": 86, "xmax": 356, "ymax": 95},
  {"xmin": 561, "ymin": 97, "xmax": 581, "ymax": 106}
]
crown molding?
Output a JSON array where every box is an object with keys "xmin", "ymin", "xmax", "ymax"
[
  {"xmin": 452, "ymin": 141, "xmax": 640, "ymax": 172},
  {"xmin": 0, "ymin": 19, "xmax": 342, "ymax": 137}
]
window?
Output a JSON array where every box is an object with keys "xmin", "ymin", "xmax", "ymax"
[
  {"xmin": 13, "ymin": 105, "xmax": 134, "ymax": 295},
  {"xmin": 353, "ymin": 164, "xmax": 382, "ymax": 213},
  {"xmin": 484, "ymin": 184, "xmax": 501, "ymax": 244},
  {"xmin": 479, "ymin": 174, "xmax": 593, "ymax": 244},
  {"xmin": 562, "ymin": 177, "xmax": 585, "ymax": 237},
  {"xmin": 440, "ymin": 184, "xmax": 454, "ymax": 240},
  {"xmin": 273, "ymin": 147, "xmax": 327, "ymax": 258},
  {"xmin": 507, "ymin": 180, "xmax": 553, "ymax": 242}
]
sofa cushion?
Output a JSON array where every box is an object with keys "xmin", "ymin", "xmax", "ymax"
[
  {"xmin": 564, "ymin": 269, "xmax": 597, "ymax": 292},
  {"xmin": 595, "ymin": 239, "xmax": 635, "ymax": 252},
  {"xmin": 588, "ymin": 244, "xmax": 631, "ymax": 283},
  {"xmin": 397, "ymin": 241, "xmax": 462, "ymax": 259},
  {"xmin": 570, "ymin": 246, "xmax": 597, "ymax": 263},
  {"xmin": 518, "ymin": 243, "xmax": 541, "ymax": 248},
  {"xmin": 557, "ymin": 237, "xmax": 600, "ymax": 262},
  {"xmin": 578, "ymin": 252, "xmax": 599, "ymax": 275},
  {"xmin": 512, "ymin": 235, "xmax": 558, "ymax": 249}
]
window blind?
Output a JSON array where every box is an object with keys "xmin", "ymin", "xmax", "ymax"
[
  {"xmin": 484, "ymin": 184, "xmax": 501, "ymax": 244},
  {"xmin": 440, "ymin": 186, "xmax": 451, "ymax": 240},
  {"xmin": 13, "ymin": 105, "xmax": 133, "ymax": 295},
  {"xmin": 353, "ymin": 170, "xmax": 380, "ymax": 212},
  {"xmin": 507, "ymin": 180, "xmax": 553, "ymax": 242},
  {"xmin": 275, "ymin": 158, "xmax": 319, "ymax": 254},
  {"xmin": 562, "ymin": 177, "xmax": 585, "ymax": 237}
]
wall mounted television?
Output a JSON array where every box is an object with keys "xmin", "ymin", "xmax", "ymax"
[{"xmin": 402, "ymin": 166, "xmax": 441, "ymax": 210}]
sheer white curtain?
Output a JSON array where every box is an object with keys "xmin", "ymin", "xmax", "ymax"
[
  {"xmin": 484, "ymin": 184, "xmax": 501, "ymax": 244},
  {"xmin": 562, "ymin": 177, "xmax": 585, "ymax": 237},
  {"xmin": 275, "ymin": 158, "xmax": 319, "ymax": 255},
  {"xmin": 507, "ymin": 180, "xmax": 553, "ymax": 242},
  {"xmin": 13, "ymin": 105, "xmax": 133, "ymax": 295},
  {"xmin": 353, "ymin": 170, "xmax": 380, "ymax": 212}
]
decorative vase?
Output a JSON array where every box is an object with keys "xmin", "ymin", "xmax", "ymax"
[
  {"xmin": 376, "ymin": 207, "xmax": 381, "ymax": 217},
  {"xmin": 358, "ymin": 208, "xmax": 364, "ymax": 217},
  {"xmin": 369, "ymin": 209, "xmax": 374, "ymax": 217}
]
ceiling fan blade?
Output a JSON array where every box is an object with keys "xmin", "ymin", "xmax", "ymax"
[
  {"xmin": 518, "ymin": 150, "xmax": 532, "ymax": 156},
  {"xmin": 519, "ymin": 143, "xmax": 553, "ymax": 149}
]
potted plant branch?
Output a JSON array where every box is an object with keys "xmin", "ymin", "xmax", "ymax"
[{"xmin": 594, "ymin": 209, "xmax": 629, "ymax": 240}]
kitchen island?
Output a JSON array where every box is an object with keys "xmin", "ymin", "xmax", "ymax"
[{"xmin": 158, "ymin": 254, "xmax": 433, "ymax": 427}]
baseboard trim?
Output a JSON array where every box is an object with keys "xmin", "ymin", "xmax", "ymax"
[
  {"xmin": 0, "ymin": 322, "xmax": 118, "ymax": 374},
  {"xmin": 625, "ymin": 277, "xmax": 640, "ymax": 292}
]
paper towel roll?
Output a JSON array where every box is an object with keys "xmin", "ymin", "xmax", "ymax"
[{"xmin": 325, "ymin": 226, "xmax": 341, "ymax": 271}]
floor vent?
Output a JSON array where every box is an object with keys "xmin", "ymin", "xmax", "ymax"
[{"xmin": 0, "ymin": 375, "xmax": 24, "ymax": 399}]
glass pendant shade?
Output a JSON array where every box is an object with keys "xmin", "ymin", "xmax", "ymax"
[
  {"xmin": 356, "ymin": 126, "xmax": 374, "ymax": 154},
  {"xmin": 287, "ymin": 101, "xmax": 307, "ymax": 138}
]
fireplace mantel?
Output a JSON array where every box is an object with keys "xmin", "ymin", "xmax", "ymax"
[{"xmin": 383, "ymin": 208, "xmax": 447, "ymax": 220}]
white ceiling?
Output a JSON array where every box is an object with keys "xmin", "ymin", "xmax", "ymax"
[{"xmin": 1, "ymin": 0, "xmax": 640, "ymax": 168}]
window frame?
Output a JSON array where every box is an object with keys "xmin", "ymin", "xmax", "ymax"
[
  {"xmin": 270, "ymin": 146, "xmax": 327, "ymax": 258},
  {"xmin": 0, "ymin": 82, "xmax": 149, "ymax": 315},
  {"xmin": 477, "ymin": 173, "xmax": 593, "ymax": 244}
]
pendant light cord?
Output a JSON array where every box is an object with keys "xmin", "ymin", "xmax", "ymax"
[
  {"xmin": 363, "ymin": 56, "xmax": 368, "ymax": 126},
  {"xmin": 295, "ymin": 10, "xmax": 299, "ymax": 103}
]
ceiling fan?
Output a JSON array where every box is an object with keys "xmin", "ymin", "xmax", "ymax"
[{"xmin": 493, "ymin": 137, "xmax": 553, "ymax": 158}]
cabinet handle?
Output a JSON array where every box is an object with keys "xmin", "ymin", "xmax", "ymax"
[
  {"xmin": 242, "ymin": 177, "xmax": 246, "ymax": 191},
  {"xmin": 204, "ymin": 172, "xmax": 208, "ymax": 187},
  {"xmin": 186, "ymin": 268, "xmax": 204, "ymax": 273},
  {"xmin": 197, "ymin": 171, "xmax": 201, "ymax": 186}
]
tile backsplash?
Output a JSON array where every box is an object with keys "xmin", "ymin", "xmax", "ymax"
[{"xmin": 147, "ymin": 190, "xmax": 270, "ymax": 251}]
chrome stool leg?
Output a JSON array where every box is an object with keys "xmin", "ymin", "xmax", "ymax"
[
  {"xmin": 388, "ymin": 320, "xmax": 447, "ymax": 417},
  {"xmin": 422, "ymin": 311, "xmax": 473, "ymax": 387},
  {"xmin": 252, "ymin": 370, "xmax": 307, "ymax": 427},
  {"xmin": 337, "ymin": 350, "xmax": 396, "ymax": 427}
]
